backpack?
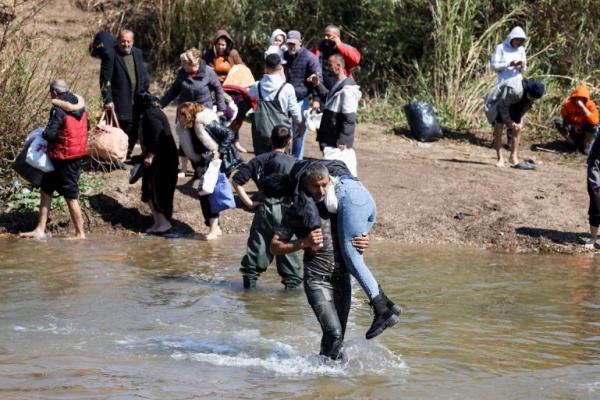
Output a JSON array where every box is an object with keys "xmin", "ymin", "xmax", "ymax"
[{"xmin": 251, "ymin": 82, "xmax": 290, "ymax": 155}]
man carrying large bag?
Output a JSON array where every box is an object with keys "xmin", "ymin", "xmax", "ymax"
[{"xmin": 20, "ymin": 79, "xmax": 88, "ymax": 240}]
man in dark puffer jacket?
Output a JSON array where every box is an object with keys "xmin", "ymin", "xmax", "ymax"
[
  {"xmin": 283, "ymin": 30, "xmax": 321, "ymax": 160},
  {"xmin": 20, "ymin": 79, "xmax": 88, "ymax": 240}
]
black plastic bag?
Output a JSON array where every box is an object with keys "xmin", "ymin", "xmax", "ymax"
[
  {"xmin": 13, "ymin": 138, "xmax": 44, "ymax": 187},
  {"xmin": 403, "ymin": 101, "xmax": 443, "ymax": 142}
]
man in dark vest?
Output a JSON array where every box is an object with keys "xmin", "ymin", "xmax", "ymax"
[
  {"xmin": 100, "ymin": 29, "xmax": 150, "ymax": 159},
  {"xmin": 20, "ymin": 79, "xmax": 88, "ymax": 240}
]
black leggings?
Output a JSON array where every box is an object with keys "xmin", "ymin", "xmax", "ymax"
[
  {"xmin": 588, "ymin": 182, "xmax": 600, "ymax": 227},
  {"xmin": 199, "ymin": 195, "xmax": 219, "ymax": 227},
  {"xmin": 193, "ymin": 163, "xmax": 220, "ymax": 226},
  {"xmin": 304, "ymin": 272, "xmax": 351, "ymax": 360}
]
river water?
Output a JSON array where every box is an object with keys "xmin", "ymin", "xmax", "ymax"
[{"xmin": 0, "ymin": 235, "xmax": 598, "ymax": 399}]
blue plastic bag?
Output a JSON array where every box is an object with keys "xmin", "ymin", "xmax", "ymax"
[{"xmin": 209, "ymin": 173, "xmax": 236, "ymax": 213}]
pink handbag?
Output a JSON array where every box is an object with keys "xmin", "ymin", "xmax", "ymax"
[{"xmin": 89, "ymin": 109, "xmax": 128, "ymax": 163}]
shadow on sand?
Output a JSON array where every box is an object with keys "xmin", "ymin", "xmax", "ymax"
[
  {"xmin": 88, "ymin": 193, "xmax": 195, "ymax": 235},
  {"xmin": 395, "ymin": 126, "xmax": 492, "ymax": 148},
  {"xmin": 515, "ymin": 226, "xmax": 585, "ymax": 245}
]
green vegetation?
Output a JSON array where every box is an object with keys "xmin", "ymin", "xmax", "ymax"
[
  {"xmin": 3, "ymin": 171, "xmax": 102, "ymax": 213},
  {"xmin": 0, "ymin": 1, "xmax": 98, "ymax": 201},
  {"xmin": 96, "ymin": 0, "xmax": 598, "ymax": 132},
  {"xmin": 1, "ymin": 0, "xmax": 599, "ymax": 193}
]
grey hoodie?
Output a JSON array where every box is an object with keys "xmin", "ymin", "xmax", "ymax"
[
  {"xmin": 249, "ymin": 73, "xmax": 301, "ymax": 124},
  {"xmin": 484, "ymin": 75, "xmax": 525, "ymax": 125}
]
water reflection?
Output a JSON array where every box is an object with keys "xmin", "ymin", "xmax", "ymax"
[{"xmin": 0, "ymin": 237, "xmax": 598, "ymax": 398}]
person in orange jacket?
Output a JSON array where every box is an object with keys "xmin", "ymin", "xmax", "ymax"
[{"xmin": 555, "ymin": 84, "xmax": 599, "ymax": 155}]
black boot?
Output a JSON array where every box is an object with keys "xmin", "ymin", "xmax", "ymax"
[
  {"xmin": 378, "ymin": 285, "xmax": 401, "ymax": 316},
  {"xmin": 366, "ymin": 291, "xmax": 400, "ymax": 340},
  {"xmin": 243, "ymin": 276, "xmax": 256, "ymax": 289}
]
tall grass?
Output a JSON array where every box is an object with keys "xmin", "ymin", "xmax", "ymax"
[
  {"xmin": 0, "ymin": 0, "xmax": 92, "ymax": 200},
  {"xmin": 429, "ymin": 1, "xmax": 525, "ymax": 126}
]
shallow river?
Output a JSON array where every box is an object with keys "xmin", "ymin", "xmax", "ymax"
[{"xmin": 0, "ymin": 235, "xmax": 598, "ymax": 399}]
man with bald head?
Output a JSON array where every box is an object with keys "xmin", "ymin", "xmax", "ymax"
[
  {"xmin": 100, "ymin": 29, "xmax": 150, "ymax": 159},
  {"xmin": 311, "ymin": 25, "xmax": 361, "ymax": 91}
]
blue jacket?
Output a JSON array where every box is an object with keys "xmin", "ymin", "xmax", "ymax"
[
  {"xmin": 100, "ymin": 46, "xmax": 150, "ymax": 121},
  {"xmin": 283, "ymin": 47, "xmax": 321, "ymax": 100},
  {"xmin": 160, "ymin": 61, "xmax": 226, "ymax": 112}
]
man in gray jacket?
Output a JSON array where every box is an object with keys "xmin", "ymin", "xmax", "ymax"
[{"xmin": 484, "ymin": 76, "xmax": 544, "ymax": 167}]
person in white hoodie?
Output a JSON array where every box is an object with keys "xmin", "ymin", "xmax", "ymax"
[
  {"xmin": 264, "ymin": 29, "xmax": 287, "ymax": 61},
  {"xmin": 490, "ymin": 26, "xmax": 528, "ymax": 149},
  {"xmin": 249, "ymin": 53, "xmax": 302, "ymax": 155}
]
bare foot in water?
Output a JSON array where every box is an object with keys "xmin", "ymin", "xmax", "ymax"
[
  {"xmin": 19, "ymin": 229, "xmax": 47, "ymax": 239},
  {"xmin": 203, "ymin": 227, "xmax": 222, "ymax": 241},
  {"xmin": 64, "ymin": 233, "xmax": 86, "ymax": 240}
]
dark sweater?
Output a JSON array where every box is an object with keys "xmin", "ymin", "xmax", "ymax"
[
  {"xmin": 233, "ymin": 151, "xmax": 295, "ymax": 190},
  {"xmin": 290, "ymin": 159, "xmax": 351, "ymax": 230}
]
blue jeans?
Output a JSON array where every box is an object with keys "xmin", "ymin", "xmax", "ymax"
[
  {"xmin": 335, "ymin": 178, "xmax": 380, "ymax": 300},
  {"xmin": 292, "ymin": 98, "xmax": 309, "ymax": 159}
]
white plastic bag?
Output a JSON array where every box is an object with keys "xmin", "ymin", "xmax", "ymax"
[
  {"xmin": 198, "ymin": 159, "xmax": 222, "ymax": 196},
  {"xmin": 304, "ymin": 109, "xmax": 323, "ymax": 132},
  {"xmin": 25, "ymin": 128, "xmax": 55, "ymax": 172},
  {"xmin": 323, "ymin": 146, "xmax": 357, "ymax": 177},
  {"xmin": 324, "ymin": 176, "xmax": 339, "ymax": 214}
]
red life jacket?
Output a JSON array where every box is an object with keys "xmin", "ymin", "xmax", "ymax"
[{"xmin": 47, "ymin": 111, "xmax": 89, "ymax": 160}]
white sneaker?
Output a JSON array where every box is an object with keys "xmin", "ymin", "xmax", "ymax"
[{"xmin": 584, "ymin": 239, "xmax": 596, "ymax": 249}]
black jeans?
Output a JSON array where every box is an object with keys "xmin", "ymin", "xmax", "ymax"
[
  {"xmin": 555, "ymin": 117, "xmax": 599, "ymax": 149},
  {"xmin": 118, "ymin": 114, "xmax": 140, "ymax": 154},
  {"xmin": 304, "ymin": 272, "xmax": 351, "ymax": 360}
]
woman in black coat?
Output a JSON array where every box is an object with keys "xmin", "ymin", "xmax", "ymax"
[{"xmin": 138, "ymin": 94, "xmax": 179, "ymax": 234}]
